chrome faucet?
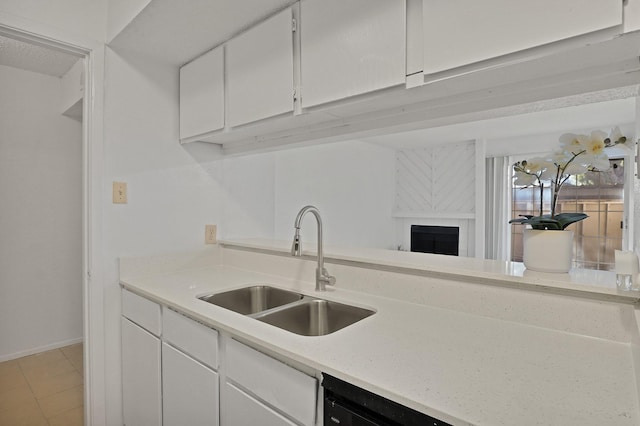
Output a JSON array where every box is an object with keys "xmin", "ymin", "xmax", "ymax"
[{"xmin": 291, "ymin": 205, "xmax": 336, "ymax": 291}]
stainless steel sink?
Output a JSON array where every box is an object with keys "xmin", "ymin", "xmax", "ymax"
[
  {"xmin": 198, "ymin": 285, "xmax": 303, "ymax": 315},
  {"xmin": 256, "ymin": 299, "xmax": 375, "ymax": 336}
]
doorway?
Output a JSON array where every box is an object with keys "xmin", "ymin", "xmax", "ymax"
[{"xmin": 0, "ymin": 28, "xmax": 94, "ymax": 426}]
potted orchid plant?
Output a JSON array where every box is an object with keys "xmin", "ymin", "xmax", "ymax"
[{"xmin": 509, "ymin": 127, "xmax": 629, "ymax": 272}]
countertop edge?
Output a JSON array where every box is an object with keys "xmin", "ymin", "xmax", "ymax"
[{"xmin": 220, "ymin": 239, "xmax": 640, "ymax": 304}]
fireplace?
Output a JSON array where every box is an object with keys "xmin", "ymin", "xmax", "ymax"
[{"xmin": 410, "ymin": 225, "xmax": 459, "ymax": 256}]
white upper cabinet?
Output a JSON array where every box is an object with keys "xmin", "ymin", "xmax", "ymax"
[
  {"xmin": 227, "ymin": 7, "xmax": 295, "ymax": 128},
  {"xmin": 180, "ymin": 45, "xmax": 224, "ymax": 140},
  {"xmin": 422, "ymin": 0, "xmax": 624, "ymax": 75},
  {"xmin": 300, "ymin": 0, "xmax": 406, "ymax": 108}
]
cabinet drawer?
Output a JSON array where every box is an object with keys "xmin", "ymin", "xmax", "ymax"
[
  {"xmin": 223, "ymin": 382, "xmax": 296, "ymax": 426},
  {"xmin": 121, "ymin": 289, "xmax": 161, "ymax": 336},
  {"xmin": 163, "ymin": 308, "xmax": 219, "ymax": 369},
  {"xmin": 226, "ymin": 339, "xmax": 317, "ymax": 426}
]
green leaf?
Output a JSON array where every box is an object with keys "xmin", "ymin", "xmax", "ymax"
[
  {"xmin": 554, "ymin": 213, "xmax": 589, "ymax": 229},
  {"xmin": 509, "ymin": 213, "xmax": 588, "ymax": 230}
]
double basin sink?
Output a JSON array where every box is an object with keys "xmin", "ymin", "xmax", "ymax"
[{"xmin": 198, "ymin": 285, "xmax": 374, "ymax": 336}]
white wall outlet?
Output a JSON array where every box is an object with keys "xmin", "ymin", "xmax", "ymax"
[
  {"xmin": 113, "ymin": 182, "xmax": 128, "ymax": 204},
  {"xmin": 205, "ymin": 224, "xmax": 217, "ymax": 244}
]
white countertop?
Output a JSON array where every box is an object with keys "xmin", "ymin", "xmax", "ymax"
[
  {"xmin": 220, "ymin": 238, "xmax": 640, "ymax": 303},
  {"xmin": 121, "ymin": 257, "xmax": 640, "ymax": 426}
]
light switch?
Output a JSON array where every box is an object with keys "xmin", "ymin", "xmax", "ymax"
[{"xmin": 113, "ymin": 182, "xmax": 128, "ymax": 204}]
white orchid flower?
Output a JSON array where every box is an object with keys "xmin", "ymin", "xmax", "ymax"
[
  {"xmin": 609, "ymin": 126, "xmax": 624, "ymax": 142},
  {"xmin": 559, "ymin": 133, "xmax": 586, "ymax": 152},
  {"xmin": 563, "ymin": 162, "xmax": 589, "ymax": 175},
  {"xmin": 539, "ymin": 163, "xmax": 557, "ymax": 180},
  {"xmin": 609, "ymin": 126, "xmax": 633, "ymax": 152},
  {"xmin": 523, "ymin": 157, "xmax": 548, "ymax": 174},
  {"xmin": 514, "ymin": 171, "xmax": 537, "ymax": 186},
  {"xmin": 511, "ymin": 127, "xmax": 626, "ymax": 223},
  {"xmin": 584, "ymin": 130, "xmax": 607, "ymax": 156},
  {"xmin": 588, "ymin": 154, "xmax": 611, "ymax": 171},
  {"xmin": 551, "ymin": 151, "xmax": 572, "ymax": 164}
]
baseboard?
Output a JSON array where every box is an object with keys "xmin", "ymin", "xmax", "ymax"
[{"xmin": 0, "ymin": 337, "xmax": 84, "ymax": 363}]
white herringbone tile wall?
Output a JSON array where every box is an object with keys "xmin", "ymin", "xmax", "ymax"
[{"xmin": 395, "ymin": 141, "xmax": 476, "ymax": 214}]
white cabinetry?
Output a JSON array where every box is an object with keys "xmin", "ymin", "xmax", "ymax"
[
  {"xmin": 163, "ymin": 308, "xmax": 218, "ymax": 368},
  {"xmin": 121, "ymin": 289, "xmax": 221, "ymax": 426},
  {"xmin": 422, "ymin": 0, "xmax": 623, "ymax": 74},
  {"xmin": 121, "ymin": 318, "xmax": 162, "ymax": 426},
  {"xmin": 121, "ymin": 289, "xmax": 318, "ymax": 426},
  {"xmin": 224, "ymin": 338, "xmax": 317, "ymax": 426},
  {"xmin": 163, "ymin": 343, "xmax": 219, "ymax": 426},
  {"xmin": 162, "ymin": 308, "xmax": 220, "ymax": 426},
  {"xmin": 121, "ymin": 290, "xmax": 162, "ymax": 426},
  {"xmin": 227, "ymin": 7, "xmax": 294, "ymax": 127},
  {"xmin": 180, "ymin": 45, "xmax": 224, "ymax": 139},
  {"xmin": 223, "ymin": 383, "xmax": 297, "ymax": 426},
  {"xmin": 300, "ymin": 0, "xmax": 406, "ymax": 108}
]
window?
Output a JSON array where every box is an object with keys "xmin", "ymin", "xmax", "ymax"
[{"xmin": 511, "ymin": 158, "xmax": 625, "ymax": 271}]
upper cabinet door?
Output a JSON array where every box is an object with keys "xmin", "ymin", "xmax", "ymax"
[
  {"xmin": 423, "ymin": 0, "xmax": 623, "ymax": 75},
  {"xmin": 180, "ymin": 46, "xmax": 224, "ymax": 139},
  {"xmin": 180, "ymin": 45, "xmax": 224, "ymax": 140},
  {"xmin": 300, "ymin": 0, "xmax": 406, "ymax": 109},
  {"xmin": 227, "ymin": 7, "xmax": 294, "ymax": 128}
]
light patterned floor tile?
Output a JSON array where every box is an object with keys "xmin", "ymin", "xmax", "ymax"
[
  {"xmin": 18, "ymin": 349, "xmax": 66, "ymax": 371},
  {"xmin": 22, "ymin": 358, "xmax": 76, "ymax": 384},
  {"xmin": 28, "ymin": 369, "xmax": 83, "ymax": 399},
  {"xmin": 47, "ymin": 406, "xmax": 84, "ymax": 426},
  {"xmin": 0, "ymin": 359, "xmax": 21, "ymax": 377},
  {"xmin": 0, "ymin": 398, "xmax": 48, "ymax": 426},
  {"xmin": 0, "ymin": 381, "xmax": 36, "ymax": 413},
  {"xmin": 37, "ymin": 384, "xmax": 83, "ymax": 418},
  {"xmin": 60, "ymin": 344, "xmax": 82, "ymax": 361},
  {"xmin": 0, "ymin": 366, "xmax": 29, "ymax": 393},
  {"xmin": 70, "ymin": 355, "xmax": 83, "ymax": 373}
]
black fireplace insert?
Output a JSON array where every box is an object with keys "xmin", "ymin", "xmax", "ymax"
[{"xmin": 410, "ymin": 225, "xmax": 459, "ymax": 256}]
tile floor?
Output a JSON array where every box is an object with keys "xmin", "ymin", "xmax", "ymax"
[{"xmin": 0, "ymin": 344, "xmax": 84, "ymax": 426}]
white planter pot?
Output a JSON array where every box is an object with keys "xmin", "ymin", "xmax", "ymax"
[{"xmin": 523, "ymin": 229, "xmax": 574, "ymax": 273}]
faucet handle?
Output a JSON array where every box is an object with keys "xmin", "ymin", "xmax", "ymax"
[{"xmin": 321, "ymin": 268, "xmax": 336, "ymax": 286}]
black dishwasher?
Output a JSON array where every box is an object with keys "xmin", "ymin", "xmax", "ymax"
[{"xmin": 323, "ymin": 374, "xmax": 452, "ymax": 426}]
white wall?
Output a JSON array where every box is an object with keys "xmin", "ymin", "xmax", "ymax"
[
  {"xmin": 273, "ymin": 140, "xmax": 396, "ymax": 248},
  {"xmin": 220, "ymin": 140, "xmax": 397, "ymax": 249},
  {"xmin": 0, "ymin": 64, "xmax": 83, "ymax": 360},
  {"xmin": 102, "ymin": 47, "xmax": 226, "ymax": 424},
  {"xmin": 106, "ymin": 0, "xmax": 151, "ymax": 42},
  {"xmin": 222, "ymin": 152, "xmax": 277, "ymax": 241}
]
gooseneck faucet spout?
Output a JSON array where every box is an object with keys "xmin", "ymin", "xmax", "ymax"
[{"xmin": 291, "ymin": 205, "xmax": 336, "ymax": 291}]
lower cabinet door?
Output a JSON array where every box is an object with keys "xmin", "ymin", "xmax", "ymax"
[
  {"xmin": 223, "ymin": 382, "xmax": 296, "ymax": 426},
  {"xmin": 122, "ymin": 318, "xmax": 161, "ymax": 426},
  {"xmin": 163, "ymin": 343, "xmax": 219, "ymax": 426}
]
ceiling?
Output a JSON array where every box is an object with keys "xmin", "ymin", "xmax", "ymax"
[
  {"xmin": 0, "ymin": 35, "xmax": 80, "ymax": 77},
  {"xmin": 109, "ymin": 0, "xmax": 296, "ymax": 66}
]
